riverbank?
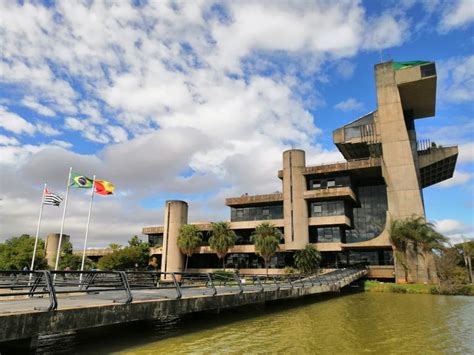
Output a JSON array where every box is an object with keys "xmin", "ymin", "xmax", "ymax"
[{"xmin": 364, "ymin": 280, "xmax": 474, "ymax": 296}]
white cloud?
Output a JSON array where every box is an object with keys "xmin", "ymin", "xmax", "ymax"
[
  {"xmin": 438, "ymin": 170, "xmax": 472, "ymax": 187},
  {"xmin": 21, "ymin": 96, "xmax": 56, "ymax": 117},
  {"xmin": 458, "ymin": 142, "xmax": 474, "ymax": 163},
  {"xmin": 0, "ymin": 135, "xmax": 19, "ymax": 146},
  {"xmin": 435, "ymin": 219, "xmax": 473, "ymax": 243},
  {"xmin": 438, "ymin": 55, "xmax": 474, "ymax": 103},
  {"xmin": 64, "ymin": 117, "xmax": 109, "ymax": 144},
  {"xmin": 0, "ymin": 106, "xmax": 36, "ymax": 135},
  {"xmin": 363, "ymin": 13, "xmax": 408, "ymax": 49},
  {"xmin": 439, "ymin": 0, "xmax": 474, "ymax": 32},
  {"xmin": 334, "ymin": 98, "xmax": 365, "ymax": 111},
  {"xmin": 36, "ymin": 123, "xmax": 60, "ymax": 136}
]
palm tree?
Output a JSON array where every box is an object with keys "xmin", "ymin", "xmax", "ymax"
[
  {"xmin": 390, "ymin": 216, "xmax": 447, "ymax": 283},
  {"xmin": 177, "ymin": 224, "xmax": 203, "ymax": 271},
  {"xmin": 251, "ymin": 223, "xmax": 282, "ymax": 276},
  {"xmin": 294, "ymin": 244, "xmax": 321, "ymax": 275},
  {"xmin": 209, "ymin": 222, "xmax": 237, "ymax": 269}
]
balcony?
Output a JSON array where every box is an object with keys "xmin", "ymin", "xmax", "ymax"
[
  {"xmin": 226, "ymin": 192, "xmax": 283, "ymax": 207},
  {"xmin": 417, "ymin": 142, "xmax": 458, "ymax": 188},
  {"xmin": 308, "ymin": 215, "xmax": 351, "ymax": 227},
  {"xmin": 304, "ymin": 186, "xmax": 356, "ymax": 202},
  {"xmin": 394, "ymin": 61, "xmax": 437, "ymax": 119}
]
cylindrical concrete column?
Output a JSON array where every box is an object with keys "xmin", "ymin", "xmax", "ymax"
[
  {"xmin": 161, "ymin": 200, "xmax": 188, "ymax": 277},
  {"xmin": 283, "ymin": 149, "xmax": 309, "ymax": 250},
  {"xmin": 45, "ymin": 233, "xmax": 70, "ymax": 268}
]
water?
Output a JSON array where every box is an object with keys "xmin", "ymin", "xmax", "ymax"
[{"xmin": 71, "ymin": 292, "xmax": 473, "ymax": 354}]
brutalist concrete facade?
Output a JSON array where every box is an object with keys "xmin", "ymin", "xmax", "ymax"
[{"xmin": 143, "ymin": 61, "xmax": 458, "ymax": 283}]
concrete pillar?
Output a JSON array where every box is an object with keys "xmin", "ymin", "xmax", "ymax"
[
  {"xmin": 45, "ymin": 233, "xmax": 70, "ymax": 268},
  {"xmin": 375, "ymin": 62, "xmax": 427, "ymax": 283},
  {"xmin": 282, "ymin": 149, "xmax": 309, "ymax": 250},
  {"xmin": 161, "ymin": 200, "xmax": 187, "ymax": 277},
  {"xmin": 375, "ymin": 62, "xmax": 425, "ymax": 220}
]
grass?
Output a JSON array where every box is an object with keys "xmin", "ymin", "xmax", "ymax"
[{"xmin": 364, "ymin": 280, "xmax": 474, "ymax": 296}]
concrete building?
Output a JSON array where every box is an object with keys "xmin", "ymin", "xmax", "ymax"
[{"xmin": 142, "ymin": 61, "xmax": 458, "ymax": 283}]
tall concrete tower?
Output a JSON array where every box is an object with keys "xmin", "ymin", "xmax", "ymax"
[
  {"xmin": 160, "ymin": 200, "xmax": 187, "ymax": 277},
  {"xmin": 283, "ymin": 149, "xmax": 309, "ymax": 250}
]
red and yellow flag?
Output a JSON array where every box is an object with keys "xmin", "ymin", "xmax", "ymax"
[{"xmin": 94, "ymin": 180, "xmax": 114, "ymax": 195}]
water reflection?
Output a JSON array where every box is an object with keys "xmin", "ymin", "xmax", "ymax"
[{"xmin": 73, "ymin": 293, "xmax": 474, "ymax": 354}]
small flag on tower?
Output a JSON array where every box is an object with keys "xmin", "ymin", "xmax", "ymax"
[{"xmin": 43, "ymin": 188, "xmax": 63, "ymax": 206}]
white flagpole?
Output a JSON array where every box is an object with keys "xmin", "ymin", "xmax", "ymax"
[
  {"xmin": 80, "ymin": 175, "xmax": 96, "ymax": 277},
  {"xmin": 30, "ymin": 183, "xmax": 46, "ymax": 272},
  {"xmin": 54, "ymin": 167, "xmax": 72, "ymax": 272}
]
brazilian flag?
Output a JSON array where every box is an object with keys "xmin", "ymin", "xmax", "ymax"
[{"xmin": 70, "ymin": 172, "xmax": 93, "ymax": 188}]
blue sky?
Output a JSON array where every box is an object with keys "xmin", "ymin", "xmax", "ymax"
[{"xmin": 0, "ymin": 0, "xmax": 473, "ymax": 247}]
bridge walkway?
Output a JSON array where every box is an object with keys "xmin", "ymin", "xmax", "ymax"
[{"xmin": 0, "ymin": 265, "xmax": 367, "ymax": 342}]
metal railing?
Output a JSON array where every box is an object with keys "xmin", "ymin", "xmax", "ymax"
[{"xmin": 0, "ymin": 264, "xmax": 368, "ymax": 312}]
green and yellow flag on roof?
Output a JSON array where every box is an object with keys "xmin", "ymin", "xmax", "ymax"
[{"xmin": 70, "ymin": 172, "xmax": 93, "ymax": 188}]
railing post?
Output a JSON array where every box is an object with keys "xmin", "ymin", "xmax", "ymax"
[
  {"xmin": 272, "ymin": 275, "xmax": 280, "ymax": 291},
  {"xmin": 43, "ymin": 271, "xmax": 57, "ymax": 311},
  {"xmin": 169, "ymin": 273, "xmax": 182, "ymax": 299},
  {"xmin": 119, "ymin": 271, "xmax": 133, "ymax": 304},
  {"xmin": 255, "ymin": 276, "xmax": 264, "ymax": 293},
  {"xmin": 206, "ymin": 273, "xmax": 217, "ymax": 296},
  {"xmin": 233, "ymin": 273, "xmax": 244, "ymax": 294}
]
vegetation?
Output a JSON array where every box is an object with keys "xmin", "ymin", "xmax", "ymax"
[
  {"xmin": 98, "ymin": 236, "xmax": 150, "ymax": 270},
  {"xmin": 0, "ymin": 235, "xmax": 48, "ymax": 270},
  {"xmin": 58, "ymin": 241, "xmax": 94, "ymax": 271},
  {"xmin": 294, "ymin": 244, "xmax": 321, "ymax": 275},
  {"xmin": 435, "ymin": 242, "xmax": 473, "ymax": 295},
  {"xmin": 390, "ymin": 216, "xmax": 447, "ymax": 282},
  {"xmin": 364, "ymin": 280, "xmax": 474, "ymax": 296},
  {"xmin": 177, "ymin": 224, "xmax": 203, "ymax": 271},
  {"xmin": 251, "ymin": 223, "xmax": 282, "ymax": 275},
  {"xmin": 209, "ymin": 221, "xmax": 237, "ymax": 268}
]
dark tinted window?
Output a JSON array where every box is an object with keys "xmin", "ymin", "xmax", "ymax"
[
  {"xmin": 231, "ymin": 204, "xmax": 283, "ymax": 221},
  {"xmin": 420, "ymin": 63, "xmax": 436, "ymax": 77}
]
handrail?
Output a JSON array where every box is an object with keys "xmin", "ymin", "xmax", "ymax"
[{"xmin": 0, "ymin": 266, "xmax": 368, "ymax": 312}]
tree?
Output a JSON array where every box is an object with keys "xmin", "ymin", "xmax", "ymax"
[
  {"xmin": 294, "ymin": 244, "xmax": 321, "ymax": 275},
  {"xmin": 390, "ymin": 216, "xmax": 447, "ymax": 282},
  {"xmin": 0, "ymin": 235, "xmax": 48, "ymax": 270},
  {"xmin": 58, "ymin": 241, "xmax": 94, "ymax": 271},
  {"xmin": 209, "ymin": 222, "xmax": 236, "ymax": 269},
  {"xmin": 435, "ymin": 246, "xmax": 470, "ymax": 293},
  {"xmin": 177, "ymin": 224, "xmax": 202, "ymax": 271},
  {"xmin": 251, "ymin": 223, "xmax": 281, "ymax": 275},
  {"xmin": 108, "ymin": 243, "xmax": 122, "ymax": 251},
  {"xmin": 98, "ymin": 236, "xmax": 150, "ymax": 270},
  {"xmin": 458, "ymin": 239, "xmax": 474, "ymax": 283}
]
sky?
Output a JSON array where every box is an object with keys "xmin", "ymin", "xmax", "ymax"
[{"xmin": 0, "ymin": 0, "xmax": 473, "ymax": 248}]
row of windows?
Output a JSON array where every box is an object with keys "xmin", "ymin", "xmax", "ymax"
[
  {"xmin": 310, "ymin": 200, "xmax": 346, "ymax": 217},
  {"xmin": 152, "ymin": 250, "xmax": 393, "ymax": 269},
  {"xmin": 308, "ymin": 175, "xmax": 350, "ymax": 190},
  {"xmin": 230, "ymin": 205, "xmax": 283, "ymax": 222},
  {"xmin": 188, "ymin": 252, "xmax": 294, "ymax": 269}
]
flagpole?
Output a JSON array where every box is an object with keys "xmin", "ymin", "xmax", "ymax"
[
  {"xmin": 54, "ymin": 167, "xmax": 72, "ymax": 272},
  {"xmin": 30, "ymin": 183, "xmax": 46, "ymax": 276},
  {"xmin": 80, "ymin": 175, "xmax": 95, "ymax": 279}
]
